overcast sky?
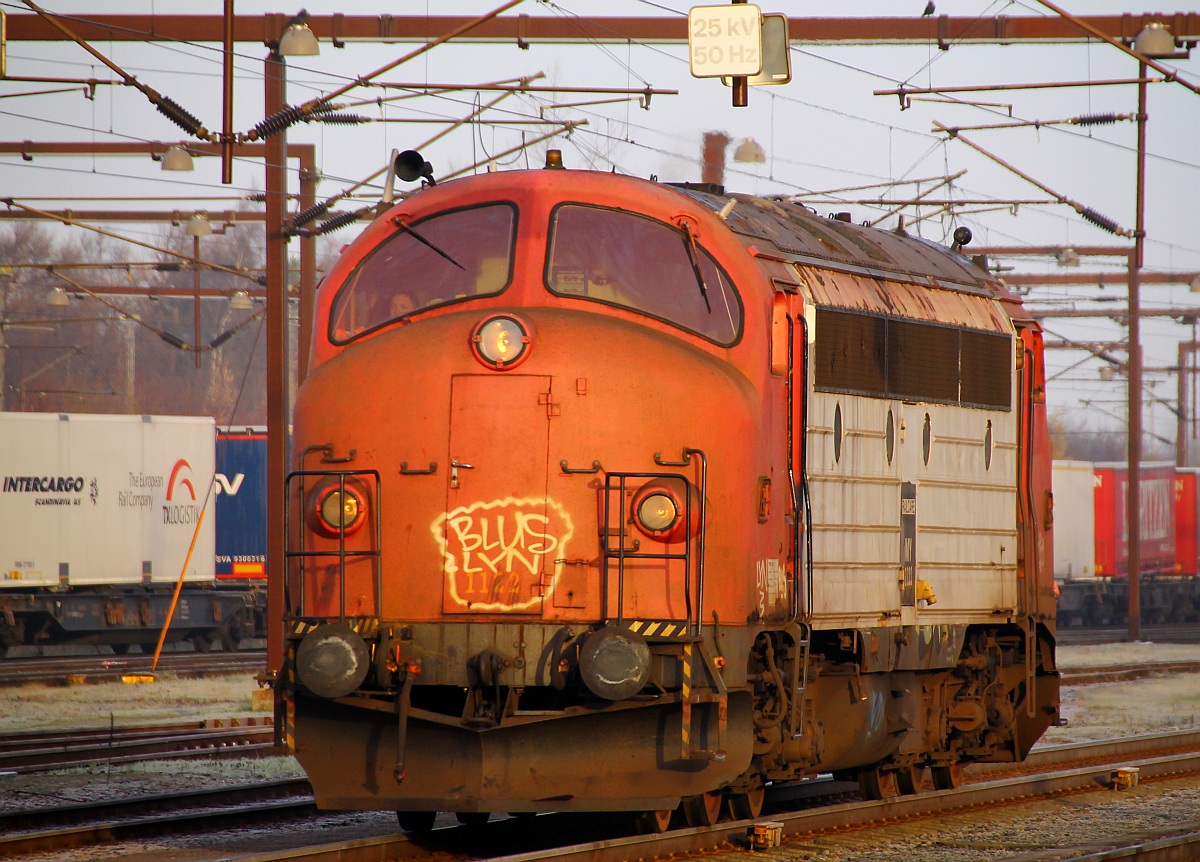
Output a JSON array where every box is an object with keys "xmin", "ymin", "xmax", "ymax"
[{"xmin": 3, "ymin": 1, "xmax": 1199, "ymax": 436}]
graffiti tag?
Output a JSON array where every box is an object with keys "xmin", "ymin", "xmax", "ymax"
[{"xmin": 432, "ymin": 496, "xmax": 574, "ymax": 612}]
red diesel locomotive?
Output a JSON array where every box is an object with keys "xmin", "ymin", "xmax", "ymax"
[{"xmin": 281, "ymin": 152, "xmax": 1061, "ymax": 831}]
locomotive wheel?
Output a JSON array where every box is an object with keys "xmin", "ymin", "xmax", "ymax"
[
  {"xmin": 634, "ymin": 809, "xmax": 673, "ymax": 834},
  {"xmin": 931, "ymin": 764, "xmax": 965, "ymax": 790},
  {"xmin": 727, "ymin": 785, "xmax": 765, "ymax": 820},
  {"xmin": 895, "ymin": 765, "xmax": 927, "ymax": 795},
  {"xmin": 857, "ymin": 767, "xmax": 899, "ymax": 801},
  {"xmin": 396, "ymin": 810, "xmax": 437, "ymax": 833},
  {"xmin": 682, "ymin": 790, "xmax": 722, "ymax": 827},
  {"xmin": 111, "ymin": 644, "xmax": 132, "ymax": 655},
  {"xmin": 455, "ymin": 812, "xmax": 490, "ymax": 827}
]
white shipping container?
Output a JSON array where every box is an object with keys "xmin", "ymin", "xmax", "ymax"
[
  {"xmin": 1052, "ymin": 460, "xmax": 1095, "ymax": 581},
  {"xmin": 0, "ymin": 413, "xmax": 215, "ymax": 589}
]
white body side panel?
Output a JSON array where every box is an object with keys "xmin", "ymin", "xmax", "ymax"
[
  {"xmin": 0, "ymin": 413, "xmax": 215, "ymax": 588},
  {"xmin": 807, "ymin": 391, "xmax": 1018, "ymax": 630},
  {"xmin": 1051, "ymin": 460, "xmax": 1095, "ymax": 581}
]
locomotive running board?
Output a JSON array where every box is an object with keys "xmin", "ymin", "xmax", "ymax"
[{"xmin": 680, "ymin": 639, "xmax": 728, "ymax": 761}]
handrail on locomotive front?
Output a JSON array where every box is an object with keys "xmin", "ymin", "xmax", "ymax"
[
  {"xmin": 602, "ymin": 448, "xmax": 707, "ymax": 638},
  {"xmin": 284, "ymin": 469, "xmax": 383, "ymax": 624}
]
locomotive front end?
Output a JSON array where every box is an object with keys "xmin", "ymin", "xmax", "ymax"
[{"xmin": 282, "ymin": 167, "xmax": 774, "ymax": 824}]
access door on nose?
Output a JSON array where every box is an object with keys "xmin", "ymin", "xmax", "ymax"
[{"xmin": 436, "ymin": 374, "xmax": 567, "ymax": 614}]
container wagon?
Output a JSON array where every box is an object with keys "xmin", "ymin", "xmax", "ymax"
[{"xmin": 0, "ymin": 412, "xmax": 258, "ymax": 653}]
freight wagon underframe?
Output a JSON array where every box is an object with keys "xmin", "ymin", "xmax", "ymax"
[
  {"xmin": 1057, "ymin": 577, "xmax": 1200, "ymax": 627},
  {"xmin": 0, "ymin": 587, "xmax": 260, "ymax": 653}
]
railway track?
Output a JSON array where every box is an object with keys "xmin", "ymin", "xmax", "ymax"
[
  {"xmin": 4, "ymin": 730, "xmax": 1200, "ymax": 861},
  {"xmin": 0, "ymin": 717, "xmax": 278, "ymax": 773},
  {"xmin": 0, "ymin": 650, "xmax": 266, "ymax": 685},
  {"xmin": 1059, "ymin": 659, "xmax": 1200, "ymax": 684},
  {"xmin": 1057, "ymin": 623, "xmax": 1200, "ymax": 646},
  {"xmin": 0, "ymin": 657, "xmax": 1194, "ymax": 775}
]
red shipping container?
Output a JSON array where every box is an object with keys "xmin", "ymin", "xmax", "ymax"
[
  {"xmin": 1175, "ymin": 469, "xmax": 1200, "ymax": 577},
  {"xmin": 1094, "ymin": 463, "xmax": 1176, "ymax": 577}
]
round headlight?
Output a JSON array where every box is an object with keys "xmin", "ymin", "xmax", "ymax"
[
  {"xmin": 305, "ymin": 479, "xmax": 367, "ymax": 538},
  {"xmin": 631, "ymin": 481, "xmax": 692, "ymax": 543},
  {"xmin": 321, "ymin": 489, "xmax": 360, "ymax": 530},
  {"xmin": 637, "ymin": 493, "xmax": 678, "ymax": 533},
  {"xmin": 470, "ymin": 314, "xmax": 532, "ymax": 370}
]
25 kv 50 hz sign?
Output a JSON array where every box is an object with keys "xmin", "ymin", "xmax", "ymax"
[{"xmin": 688, "ymin": 4, "xmax": 763, "ymax": 78}]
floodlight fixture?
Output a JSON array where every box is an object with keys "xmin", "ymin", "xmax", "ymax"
[
  {"xmin": 1056, "ymin": 248, "xmax": 1080, "ymax": 267},
  {"xmin": 186, "ymin": 213, "xmax": 213, "ymax": 237},
  {"xmin": 1134, "ymin": 22, "xmax": 1176, "ymax": 59},
  {"xmin": 279, "ymin": 16, "xmax": 320, "ymax": 57},
  {"xmin": 47, "ymin": 287, "xmax": 70, "ymax": 307},
  {"xmin": 733, "ymin": 138, "xmax": 766, "ymax": 163},
  {"xmin": 160, "ymin": 145, "xmax": 195, "ymax": 171}
]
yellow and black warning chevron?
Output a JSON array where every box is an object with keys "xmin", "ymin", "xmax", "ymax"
[
  {"xmin": 621, "ymin": 619, "xmax": 691, "ymax": 640},
  {"xmin": 288, "ymin": 617, "xmax": 381, "ymax": 638}
]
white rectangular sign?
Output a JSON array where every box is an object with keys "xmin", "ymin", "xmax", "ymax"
[{"xmin": 688, "ymin": 4, "xmax": 763, "ymax": 78}]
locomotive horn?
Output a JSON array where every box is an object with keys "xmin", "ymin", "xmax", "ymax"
[
  {"xmin": 395, "ymin": 149, "xmax": 436, "ymax": 186},
  {"xmin": 380, "ymin": 148, "xmax": 400, "ymax": 205},
  {"xmin": 578, "ymin": 625, "xmax": 651, "ymax": 701}
]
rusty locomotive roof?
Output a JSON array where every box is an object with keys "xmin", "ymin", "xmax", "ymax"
[{"xmin": 671, "ymin": 186, "xmax": 1005, "ymax": 301}]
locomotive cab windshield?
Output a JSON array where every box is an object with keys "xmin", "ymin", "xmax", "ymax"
[
  {"xmin": 545, "ymin": 203, "xmax": 743, "ymax": 345},
  {"xmin": 329, "ymin": 201, "xmax": 517, "ymax": 342}
]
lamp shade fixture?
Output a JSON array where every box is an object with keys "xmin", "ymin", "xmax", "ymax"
[
  {"xmin": 279, "ymin": 21, "xmax": 320, "ymax": 56},
  {"xmin": 161, "ymin": 146, "xmax": 194, "ymax": 171}
]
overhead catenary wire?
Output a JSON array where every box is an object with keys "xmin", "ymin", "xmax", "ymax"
[
  {"xmin": 20, "ymin": 0, "xmax": 214, "ymax": 141},
  {"xmin": 290, "ymin": 79, "xmax": 543, "ymax": 231},
  {"xmin": 932, "ymin": 122, "xmax": 1131, "ymax": 237},
  {"xmin": 248, "ymin": 0, "xmax": 525, "ymax": 141},
  {"xmin": 2, "ymin": 199, "xmax": 264, "ymax": 282},
  {"xmin": 46, "ymin": 267, "xmax": 261, "ymax": 355}
]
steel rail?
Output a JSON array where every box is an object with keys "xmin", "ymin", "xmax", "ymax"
[
  {"xmin": 0, "ymin": 797, "xmax": 317, "ymax": 858},
  {"xmin": 1059, "ymin": 660, "xmax": 1200, "ymax": 685},
  {"xmin": 1001, "ymin": 825, "xmax": 1200, "ymax": 861},
  {"xmin": 3, "ymin": 732, "xmax": 1200, "ymax": 861},
  {"xmin": 0, "ymin": 650, "xmax": 266, "ymax": 685},
  {"xmin": 0, "ymin": 728, "xmax": 277, "ymax": 773},
  {"xmin": 0, "ymin": 777, "xmax": 309, "ymax": 833},
  {"xmin": 216, "ymin": 737, "xmax": 1200, "ymax": 862},
  {"xmin": 1058, "ymin": 624, "xmax": 1200, "ymax": 646}
]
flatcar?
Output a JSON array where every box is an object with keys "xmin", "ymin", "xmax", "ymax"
[{"xmin": 281, "ymin": 151, "xmax": 1061, "ymax": 831}]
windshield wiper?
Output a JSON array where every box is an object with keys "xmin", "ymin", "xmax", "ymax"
[
  {"xmin": 680, "ymin": 221, "xmax": 712, "ymax": 313},
  {"xmin": 392, "ymin": 218, "xmax": 465, "ymax": 270}
]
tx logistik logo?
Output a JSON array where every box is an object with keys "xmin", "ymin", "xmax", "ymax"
[{"xmin": 163, "ymin": 459, "xmax": 202, "ymax": 525}]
